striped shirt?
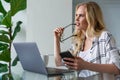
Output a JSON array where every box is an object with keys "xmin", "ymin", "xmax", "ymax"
[{"xmin": 72, "ymin": 31, "xmax": 120, "ymax": 77}]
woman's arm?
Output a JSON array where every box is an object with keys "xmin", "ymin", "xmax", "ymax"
[
  {"xmin": 54, "ymin": 35, "xmax": 62, "ymax": 66},
  {"xmin": 53, "ymin": 27, "xmax": 64, "ymax": 66},
  {"xmin": 63, "ymin": 57, "xmax": 120, "ymax": 75},
  {"xmin": 85, "ymin": 61, "xmax": 120, "ymax": 75}
]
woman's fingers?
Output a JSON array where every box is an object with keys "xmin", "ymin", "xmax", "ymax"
[
  {"xmin": 63, "ymin": 57, "xmax": 86, "ymax": 70},
  {"xmin": 53, "ymin": 27, "xmax": 64, "ymax": 37},
  {"xmin": 64, "ymin": 59, "xmax": 78, "ymax": 70},
  {"xmin": 54, "ymin": 27, "xmax": 64, "ymax": 33},
  {"xmin": 63, "ymin": 58, "xmax": 74, "ymax": 63},
  {"xmin": 63, "ymin": 58, "xmax": 76, "ymax": 67}
]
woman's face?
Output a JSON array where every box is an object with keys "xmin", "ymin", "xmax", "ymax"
[{"xmin": 75, "ymin": 5, "xmax": 88, "ymax": 31}]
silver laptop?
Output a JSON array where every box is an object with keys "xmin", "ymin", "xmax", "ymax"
[{"xmin": 13, "ymin": 42, "xmax": 74, "ymax": 77}]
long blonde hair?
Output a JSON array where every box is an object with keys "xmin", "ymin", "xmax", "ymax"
[{"xmin": 72, "ymin": 1, "xmax": 106, "ymax": 56}]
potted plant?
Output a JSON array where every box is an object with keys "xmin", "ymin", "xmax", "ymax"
[{"xmin": 0, "ymin": 0, "xmax": 26, "ymax": 79}]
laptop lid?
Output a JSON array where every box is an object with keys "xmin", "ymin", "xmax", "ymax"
[
  {"xmin": 13, "ymin": 42, "xmax": 48, "ymax": 75},
  {"xmin": 13, "ymin": 42, "xmax": 74, "ymax": 77}
]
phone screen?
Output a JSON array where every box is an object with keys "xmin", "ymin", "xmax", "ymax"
[{"xmin": 60, "ymin": 51, "xmax": 74, "ymax": 62}]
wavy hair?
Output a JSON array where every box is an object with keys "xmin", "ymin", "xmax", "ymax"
[{"xmin": 72, "ymin": 1, "xmax": 106, "ymax": 56}]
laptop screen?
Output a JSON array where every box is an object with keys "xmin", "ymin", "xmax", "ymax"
[{"xmin": 13, "ymin": 42, "xmax": 48, "ymax": 75}]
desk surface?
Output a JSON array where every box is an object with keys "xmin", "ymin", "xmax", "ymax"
[
  {"xmin": 1, "ymin": 67, "xmax": 119, "ymax": 80},
  {"xmin": 6, "ymin": 55, "xmax": 119, "ymax": 80},
  {"xmin": 22, "ymin": 70, "xmax": 94, "ymax": 80},
  {"xmin": 22, "ymin": 70, "xmax": 76, "ymax": 80},
  {"xmin": 12, "ymin": 70, "xmax": 102, "ymax": 80},
  {"xmin": 12, "ymin": 71, "xmax": 119, "ymax": 80}
]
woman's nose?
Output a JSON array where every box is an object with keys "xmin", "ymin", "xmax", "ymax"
[{"xmin": 75, "ymin": 16, "xmax": 79, "ymax": 21}]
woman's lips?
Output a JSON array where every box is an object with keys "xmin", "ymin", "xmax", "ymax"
[{"xmin": 75, "ymin": 23, "xmax": 80, "ymax": 26}]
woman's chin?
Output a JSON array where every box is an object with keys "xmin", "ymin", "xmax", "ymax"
[{"xmin": 76, "ymin": 26, "xmax": 81, "ymax": 30}]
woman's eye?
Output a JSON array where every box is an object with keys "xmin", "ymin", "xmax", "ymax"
[
  {"xmin": 75, "ymin": 14, "xmax": 78, "ymax": 17},
  {"xmin": 79, "ymin": 14, "xmax": 83, "ymax": 17},
  {"xmin": 75, "ymin": 14, "xmax": 84, "ymax": 17}
]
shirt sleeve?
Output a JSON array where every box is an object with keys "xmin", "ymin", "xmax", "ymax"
[{"xmin": 105, "ymin": 32, "xmax": 120, "ymax": 70}]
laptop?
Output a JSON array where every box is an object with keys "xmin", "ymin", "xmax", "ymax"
[{"xmin": 13, "ymin": 42, "xmax": 74, "ymax": 77}]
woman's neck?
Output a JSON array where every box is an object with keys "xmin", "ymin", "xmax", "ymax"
[{"xmin": 81, "ymin": 30, "xmax": 94, "ymax": 40}]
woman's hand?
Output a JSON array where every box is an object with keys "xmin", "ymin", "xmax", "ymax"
[
  {"xmin": 63, "ymin": 57, "xmax": 87, "ymax": 70},
  {"xmin": 53, "ymin": 27, "xmax": 64, "ymax": 40}
]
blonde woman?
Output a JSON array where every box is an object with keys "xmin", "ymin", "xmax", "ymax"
[{"xmin": 53, "ymin": 1, "xmax": 120, "ymax": 78}]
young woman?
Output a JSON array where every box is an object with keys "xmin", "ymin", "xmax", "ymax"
[{"xmin": 53, "ymin": 1, "xmax": 120, "ymax": 78}]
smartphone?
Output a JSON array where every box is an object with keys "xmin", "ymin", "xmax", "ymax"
[{"xmin": 60, "ymin": 51, "xmax": 74, "ymax": 63}]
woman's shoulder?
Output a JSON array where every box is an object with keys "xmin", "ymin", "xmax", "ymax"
[
  {"xmin": 97, "ymin": 30, "xmax": 116, "ymax": 45},
  {"xmin": 99, "ymin": 31, "xmax": 113, "ymax": 40}
]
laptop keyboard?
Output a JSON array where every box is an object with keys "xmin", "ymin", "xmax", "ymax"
[{"xmin": 46, "ymin": 67, "xmax": 73, "ymax": 74}]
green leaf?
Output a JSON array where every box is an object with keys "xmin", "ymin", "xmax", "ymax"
[
  {"xmin": 4, "ymin": 0, "xmax": 11, "ymax": 3},
  {"xmin": 1, "ymin": 11, "xmax": 12, "ymax": 27},
  {"xmin": 0, "ymin": 0, "xmax": 7, "ymax": 16},
  {"xmin": 0, "ymin": 15, "xmax": 4, "ymax": 24},
  {"xmin": 0, "ymin": 34, "xmax": 10, "ymax": 43},
  {"xmin": 12, "ymin": 21, "xmax": 22, "ymax": 40},
  {"xmin": 0, "ymin": 63, "xmax": 8, "ymax": 73},
  {"xmin": 11, "ymin": 0, "xmax": 26, "ymax": 16},
  {"xmin": 0, "ymin": 49, "xmax": 11, "ymax": 62},
  {"xmin": 2, "ymin": 73, "xmax": 14, "ymax": 80},
  {"xmin": 12, "ymin": 56, "xmax": 19, "ymax": 66},
  {"xmin": 0, "ymin": 43, "xmax": 9, "ymax": 51},
  {"xmin": 0, "ymin": 30, "xmax": 9, "ymax": 35}
]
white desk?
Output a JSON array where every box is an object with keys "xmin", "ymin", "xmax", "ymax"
[
  {"xmin": 1, "ymin": 54, "xmax": 119, "ymax": 80},
  {"xmin": 13, "ymin": 71, "xmax": 120, "ymax": 80},
  {"xmin": 22, "ymin": 70, "xmax": 76, "ymax": 80},
  {"xmin": 1, "ymin": 69, "xmax": 120, "ymax": 80}
]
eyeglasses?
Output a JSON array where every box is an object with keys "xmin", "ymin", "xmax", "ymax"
[{"xmin": 60, "ymin": 23, "xmax": 76, "ymax": 42}]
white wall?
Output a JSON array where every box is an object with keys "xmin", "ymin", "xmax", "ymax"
[
  {"xmin": 27, "ymin": 0, "xmax": 72, "ymax": 55},
  {"xmin": 100, "ymin": 1, "xmax": 120, "ymax": 47}
]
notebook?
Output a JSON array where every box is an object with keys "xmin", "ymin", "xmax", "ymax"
[{"xmin": 13, "ymin": 42, "xmax": 74, "ymax": 77}]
